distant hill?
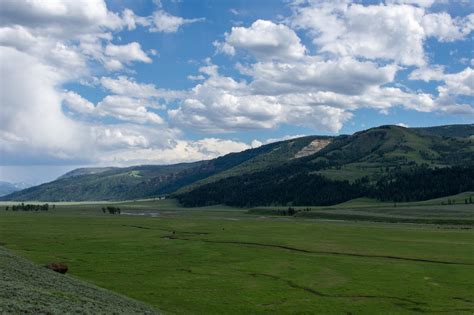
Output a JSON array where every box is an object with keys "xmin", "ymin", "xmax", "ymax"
[
  {"xmin": 58, "ymin": 167, "xmax": 117, "ymax": 179},
  {"xmin": 0, "ymin": 246, "xmax": 158, "ymax": 314},
  {"xmin": 415, "ymin": 124, "xmax": 474, "ymax": 138},
  {"xmin": 3, "ymin": 124, "xmax": 473, "ymax": 204},
  {"xmin": 0, "ymin": 181, "xmax": 31, "ymax": 197},
  {"xmin": 2, "ymin": 136, "xmax": 320, "ymax": 201}
]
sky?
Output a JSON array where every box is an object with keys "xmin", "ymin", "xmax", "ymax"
[{"xmin": 0, "ymin": 0, "xmax": 473, "ymax": 184}]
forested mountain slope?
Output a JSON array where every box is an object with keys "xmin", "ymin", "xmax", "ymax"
[
  {"xmin": 3, "ymin": 124, "xmax": 473, "ymax": 203},
  {"xmin": 175, "ymin": 125, "xmax": 474, "ymax": 207},
  {"xmin": 2, "ymin": 136, "xmax": 321, "ymax": 201}
]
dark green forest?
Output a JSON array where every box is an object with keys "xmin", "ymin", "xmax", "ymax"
[{"xmin": 176, "ymin": 165, "xmax": 474, "ymax": 207}]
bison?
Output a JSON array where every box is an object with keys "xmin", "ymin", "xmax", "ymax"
[{"xmin": 46, "ymin": 262, "xmax": 68, "ymax": 274}]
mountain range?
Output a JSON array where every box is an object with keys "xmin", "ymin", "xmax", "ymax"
[
  {"xmin": 0, "ymin": 181, "xmax": 31, "ymax": 197},
  {"xmin": 2, "ymin": 124, "xmax": 473, "ymax": 205}
]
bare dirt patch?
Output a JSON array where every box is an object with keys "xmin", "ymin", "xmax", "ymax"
[{"xmin": 294, "ymin": 139, "xmax": 332, "ymax": 158}]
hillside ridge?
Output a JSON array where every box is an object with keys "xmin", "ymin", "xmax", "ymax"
[{"xmin": 3, "ymin": 124, "xmax": 473, "ymax": 202}]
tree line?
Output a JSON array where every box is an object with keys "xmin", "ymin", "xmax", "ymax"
[
  {"xmin": 176, "ymin": 165, "xmax": 474, "ymax": 207},
  {"xmin": 101, "ymin": 206, "xmax": 121, "ymax": 214},
  {"xmin": 5, "ymin": 203, "xmax": 52, "ymax": 211}
]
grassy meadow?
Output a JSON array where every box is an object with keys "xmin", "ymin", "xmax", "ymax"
[{"xmin": 0, "ymin": 197, "xmax": 473, "ymax": 314}]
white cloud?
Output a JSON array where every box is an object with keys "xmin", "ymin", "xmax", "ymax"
[
  {"xmin": 187, "ymin": 74, "xmax": 206, "ymax": 81},
  {"xmin": 0, "ymin": 47, "xmax": 88, "ymax": 164},
  {"xmin": 0, "ymin": 0, "xmax": 123, "ymax": 37},
  {"xmin": 251, "ymin": 139, "xmax": 263, "ymax": 147},
  {"xmin": 0, "ymin": 0, "xmax": 240, "ymax": 170},
  {"xmin": 213, "ymin": 40, "xmax": 236, "ymax": 56},
  {"xmin": 220, "ymin": 20, "xmax": 306, "ymax": 60},
  {"xmin": 63, "ymin": 91, "xmax": 96, "ymax": 114},
  {"xmin": 173, "ymin": 47, "xmax": 471, "ymax": 133},
  {"xmin": 169, "ymin": 62, "xmax": 353, "ymax": 133},
  {"xmin": 284, "ymin": 86, "xmax": 437, "ymax": 113},
  {"xmin": 439, "ymin": 104, "xmax": 474, "ymax": 115},
  {"xmin": 0, "ymin": 25, "xmax": 36, "ymax": 50},
  {"xmin": 386, "ymin": 0, "xmax": 436, "ymax": 7},
  {"xmin": 100, "ymin": 76, "xmax": 185, "ymax": 101},
  {"xmin": 63, "ymin": 92, "xmax": 166, "ymax": 125},
  {"xmin": 242, "ymin": 57, "xmax": 398, "ymax": 95},
  {"xmin": 290, "ymin": 2, "xmax": 474, "ymax": 66},
  {"xmin": 0, "ymin": 25, "xmax": 89, "ymax": 79},
  {"xmin": 410, "ymin": 66, "xmax": 474, "ymax": 107},
  {"xmin": 149, "ymin": 10, "xmax": 204, "ymax": 33},
  {"xmin": 95, "ymin": 138, "xmax": 253, "ymax": 166},
  {"xmin": 87, "ymin": 125, "xmax": 258, "ymax": 167},
  {"xmin": 291, "ymin": 2, "xmax": 426, "ymax": 66},
  {"xmin": 439, "ymin": 67, "xmax": 474, "ymax": 97},
  {"xmin": 422, "ymin": 12, "xmax": 474, "ymax": 42},
  {"xmin": 96, "ymin": 95, "xmax": 164, "ymax": 125},
  {"xmin": 93, "ymin": 125, "xmax": 151, "ymax": 149},
  {"xmin": 121, "ymin": 8, "xmax": 148, "ymax": 31},
  {"xmin": 408, "ymin": 65, "xmax": 445, "ymax": 81},
  {"xmin": 104, "ymin": 42, "xmax": 152, "ymax": 70},
  {"xmin": 431, "ymin": 68, "xmax": 474, "ymax": 115}
]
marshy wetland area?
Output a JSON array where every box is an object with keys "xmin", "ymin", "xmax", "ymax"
[{"xmin": 1, "ymin": 195, "xmax": 473, "ymax": 314}]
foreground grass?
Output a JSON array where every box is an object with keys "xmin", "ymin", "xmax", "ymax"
[{"xmin": 0, "ymin": 200, "xmax": 473, "ymax": 314}]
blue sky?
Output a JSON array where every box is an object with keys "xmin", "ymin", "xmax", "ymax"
[{"xmin": 0, "ymin": 0, "xmax": 473, "ymax": 184}]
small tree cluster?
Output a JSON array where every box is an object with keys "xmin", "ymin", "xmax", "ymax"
[
  {"xmin": 101, "ymin": 206, "xmax": 121, "ymax": 214},
  {"xmin": 274, "ymin": 207, "xmax": 301, "ymax": 216},
  {"xmin": 464, "ymin": 196, "xmax": 473, "ymax": 204},
  {"xmin": 6, "ymin": 203, "xmax": 49, "ymax": 211}
]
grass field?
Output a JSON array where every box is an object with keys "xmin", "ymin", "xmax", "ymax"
[
  {"xmin": 250, "ymin": 192, "xmax": 474, "ymax": 225},
  {"xmin": 1, "ymin": 198, "xmax": 473, "ymax": 314}
]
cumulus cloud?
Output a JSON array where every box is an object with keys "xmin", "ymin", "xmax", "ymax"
[
  {"xmin": 386, "ymin": 0, "xmax": 436, "ymax": 8},
  {"xmin": 63, "ymin": 92, "xmax": 165, "ymax": 125},
  {"xmin": 0, "ymin": 0, "xmax": 213, "ymax": 168},
  {"xmin": 149, "ymin": 10, "xmax": 204, "ymax": 33},
  {"xmin": 216, "ymin": 20, "xmax": 306, "ymax": 60},
  {"xmin": 409, "ymin": 66, "xmax": 474, "ymax": 114},
  {"xmin": 100, "ymin": 76, "xmax": 185, "ymax": 101},
  {"xmin": 97, "ymin": 138, "xmax": 253, "ymax": 165},
  {"xmin": 242, "ymin": 57, "xmax": 398, "ymax": 95},
  {"xmin": 63, "ymin": 91, "xmax": 96, "ymax": 114},
  {"xmin": 97, "ymin": 96, "xmax": 164, "ymax": 125},
  {"xmin": 0, "ymin": 25, "xmax": 89, "ymax": 79},
  {"xmin": 103, "ymin": 42, "xmax": 152, "ymax": 70},
  {"xmin": 170, "ymin": 62, "xmax": 353, "ymax": 133},
  {"xmin": 0, "ymin": 0, "xmax": 123, "ymax": 36},
  {"xmin": 422, "ymin": 13, "xmax": 474, "ymax": 42},
  {"xmin": 187, "ymin": 74, "xmax": 206, "ymax": 81},
  {"xmin": 408, "ymin": 65, "xmax": 446, "ymax": 81},
  {"xmin": 0, "ymin": 47, "xmax": 88, "ymax": 164},
  {"xmin": 410, "ymin": 66, "xmax": 472, "ymax": 96},
  {"xmin": 438, "ymin": 67, "xmax": 474, "ymax": 97},
  {"xmin": 213, "ymin": 40, "xmax": 236, "ymax": 56},
  {"xmin": 290, "ymin": 2, "xmax": 474, "ymax": 66}
]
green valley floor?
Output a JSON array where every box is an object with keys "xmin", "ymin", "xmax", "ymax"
[{"xmin": 0, "ymin": 197, "xmax": 473, "ymax": 314}]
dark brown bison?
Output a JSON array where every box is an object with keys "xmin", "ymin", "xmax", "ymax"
[{"xmin": 46, "ymin": 262, "xmax": 68, "ymax": 274}]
